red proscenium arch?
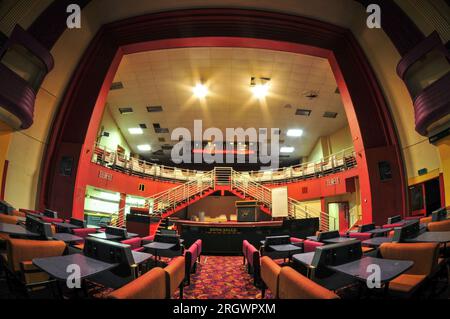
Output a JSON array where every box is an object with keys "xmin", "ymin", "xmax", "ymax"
[{"xmin": 40, "ymin": 9, "xmax": 407, "ymax": 225}]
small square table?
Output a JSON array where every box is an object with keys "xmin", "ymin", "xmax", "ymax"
[
  {"xmin": 362, "ymin": 237, "xmax": 393, "ymax": 248},
  {"xmin": 53, "ymin": 233, "xmax": 83, "ymax": 244},
  {"xmin": 88, "ymin": 232, "xmax": 122, "ymax": 241},
  {"xmin": 0, "ymin": 222, "xmax": 40, "ymax": 238},
  {"xmin": 268, "ymin": 244, "xmax": 303, "ymax": 261},
  {"xmin": 321, "ymin": 237, "xmax": 357, "ymax": 244},
  {"xmin": 365, "ymin": 228, "xmax": 392, "ymax": 236},
  {"xmin": 33, "ymin": 253, "xmax": 118, "ymax": 281},
  {"xmin": 143, "ymin": 242, "xmax": 176, "ymax": 266}
]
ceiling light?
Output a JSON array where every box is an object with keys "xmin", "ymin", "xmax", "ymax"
[
  {"xmin": 287, "ymin": 129, "xmax": 304, "ymax": 137},
  {"xmin": 193, "ymin": 83, "xmax": 208, "ymax": 98},
  {"xmin": 128, "ymin": 128, "xmax": 143, "ymax": 135},
  {"xmin": 137, "ymin": 144, "xmax": 151, "ymax": 152},
  {"xmin": 280, "ymin": 146, "xmax": 295, "ymax": 153},
  {"xmin": 251, "ymin": 83, "xmax": 270, "ymax": 99}
]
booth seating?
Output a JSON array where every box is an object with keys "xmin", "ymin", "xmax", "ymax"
[
  {"xmin": 260, "ymin": 256, "xmax": 339, "ymax": 299},
  {"xmin": 428, "ymin": 219, "xmax": 450, "ymax": 232},
  {"xmin": 379, "ymin": 242, "xmax": 440, "ymax": 296},
  {"xmin": 121, "ymin": 237, "xmax": 145, "ymax": 252},
  {"xmin": 185, "ymin": 239, "xmax": 202, "ymax": 285},
  {"xmin": 1, "ymin": 238, "xmax": 66, "ymax": 296},
  {"xmin": 108, "ymin": 256, "xmax": 185, "ymax": 299}
]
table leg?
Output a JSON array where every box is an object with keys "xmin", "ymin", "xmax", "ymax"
[{"xmin": 154, "ymin": 251, "xmax": 158, "ymax": 267}]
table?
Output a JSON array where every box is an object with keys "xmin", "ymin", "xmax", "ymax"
[
  {"xmin": 292, "ymin": 252, "xmax": 315, "ymax": 277},
  {"xmin": 88, "ymin": 232, "xmax": 122, "ymax": 241},
  {"xmin": 362, "ymin": 237, "xmax": 393, "ymax": 248},
  {"xmin": 306, "ymin": 236, "xmax": 318, "ymax": 242},
  {"xmin": 143, "ymin": 242, "xmax": 176, "ymax": 266},
  {"xmin": 87, "ymin": 225, "xmax": 101, "ymax": 229},
  {"xmin": 405, "ymin": 231, "xmax": 450, "ymax": 244},
  {"xmin": 131, "ymin": 251, "xmax": 153, "ymax": 278},
  {"xmin": 33, "ymin": 253, "xmax": 118, "ymax": 281},
  {"xmin": 54, "ymin": 222, "xmax": 81, "ymax": 232},
  {"xmin": 329, "ymin": 257, "xmax": 413, "ymax": 284},
  {"xmin": 365, "ymin": 228, "xmax": 392, "ymax": 236},
  {"xmin": 268, "ymin": 244, "xmax": 303, "ymax": 261},
  {"xmin": 53, "ymin": 233, "xmax": 83, "ymax": 244},
  {"xmin": 322, "ymin": 237, "xmax": 357, "ymax": 244},
  {"xmin": 0, "ymin": 222, "xmax": 40, "ymax": 237}
]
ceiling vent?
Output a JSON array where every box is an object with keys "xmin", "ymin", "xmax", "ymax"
[
  {"xmin": 139, "ymin": 124, "xmax": 147, "ymax": 129},
  {"xmin": 110, "ymin": 82, "xmax": 124, "ymax": 90},
  {"xmin": 335, "ymin": 87, "xmax": 340, "ymax": 94},
  {"xmin": 302, "ymin": 90, "xmax": 319, "ymax": 100},
  {"xmin": 162, "ymin": 144, "xmax": 173, "ymax": 151},
  {"xmin": 147, "ymin": 106, "xmax": 163, "ymax": 112},
  {"xmin": 119, "ymin": 107, "xmax": 133, "ymax": 114},
  {"xmin": 323, "ymin": 112, "xmax": 338, "ymax": 119},
  {"xmin": 153, "ymin": 123, "xmax": 161, "ymax": 129},
  {"xmin": 296, "ymin": 109, "xmax": 312, "ymax": 116},
  {"xmin": 158, "ymin": 137, "xmax": 166, "ymax": 142},
  {"xmin": 155, "ymin": 128, "xmax": 169, "ymax": 134}
]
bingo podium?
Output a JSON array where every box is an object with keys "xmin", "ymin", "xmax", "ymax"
[{"xmin": 236, "ymin": 200, "xmax": 260, "ymax": 222}]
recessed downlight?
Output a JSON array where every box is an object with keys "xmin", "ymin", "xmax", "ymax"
[
  {"xmin": 287, "ymin": 129, "xmax": 304, "ymax": 137},
  {"xmin": 137, "ymin": 144, "xmax": 151, "ymax": 151},
  {"xmin": 128, "ymin": 128, "xmax": 143, "ymax": 135},
  {"xmin": 280, "ymin": 146, "xmax": 295, "ymax": 153}
]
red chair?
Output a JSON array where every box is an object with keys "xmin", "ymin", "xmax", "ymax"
[
  {"xmin": 246, "ymin": 243, "xmax": 261, "ymax": 286},
  {"xmin": 195, "ymin": 239, "xmax": 202, "ymax": 262},
  {"xmin": 303, "ymin": 239, "xmax": 324, "ymax": 253},
  {"xmin": 242, "ymin": 240, "xmax": 250, "ymax": 265},
  {"xmin": 348, "ymin": 232, "xmax": 372, "ymax": 241},
  {"xmin": 41, "ymin": 216, "xmax": 64, "ymax": 224},
  {"xmin": 184, "ymin": 242, "xmax": 199, "ymax": 285},
  {"xmin": 121, "ymin": 237, "xmax": 144, "ymax": 252},
  {"xmin": 290, "ymin": 237, "xmax": 304, "ymax": 244},
  {"xmin": 72, "ymin": 228, "xmax": 98, "ymax": 250}
]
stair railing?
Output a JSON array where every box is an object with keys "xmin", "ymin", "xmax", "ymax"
[{"xmin": 231, "ymin": 170, "xmax": 272, "ymax": 209}]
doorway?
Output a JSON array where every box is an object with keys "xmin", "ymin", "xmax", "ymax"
[{"xmin": 327, "ymin": 202, "xmax": 349, "ymax": 232}]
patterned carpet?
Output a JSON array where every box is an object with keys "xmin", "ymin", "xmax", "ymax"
[{"xmin": 175, "ymin": 256, "xmax": 267, "ymax": 299}]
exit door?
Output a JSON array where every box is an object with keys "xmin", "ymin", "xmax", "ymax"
[{"xmin": 328, "ymin": 202, "xmax": 350, "ymax": 232}]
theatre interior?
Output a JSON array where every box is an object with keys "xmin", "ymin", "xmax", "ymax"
[{"xmin": 0, "ymin": 0, "xmax": 449, "ymax": 300}]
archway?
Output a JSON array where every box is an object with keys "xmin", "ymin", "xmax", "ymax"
[{"xmin": 40, "ymin": 9, "xmax": 406, "ymax": 225}]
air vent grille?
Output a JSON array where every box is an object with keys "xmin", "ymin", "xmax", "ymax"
[
  {"xmin": 296, "ymin": 109, "xmax": 312, "ymax": 116},
  {"xmin": 111, "ymin": 82, "xmax": 124, "ymax": 90},
  {"xmin": 147, "ymin": 106, "xmax": 163, "ymax": 112},
  {"xmin": 323, "ymin": 112, "xmax": 338, "ymax": 118},
  {"xmin": 119, "ymin": 107, "xmax": 133, "ymax": 114}
]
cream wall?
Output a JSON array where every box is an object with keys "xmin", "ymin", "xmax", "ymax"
[
  {"xmin": 307, "ymin": 125, "xmax": 353, "ymax": 162},
  {"xmin": 97, "ymin": 106, "xmax": 131, "ymax": 156},
  {"xmin": 1, "ymin": 0, "xmax": 445, "ymax": 209}
]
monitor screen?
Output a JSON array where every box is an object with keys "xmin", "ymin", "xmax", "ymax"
[
  {"xmin": 69, "ymin": 217, "xmax": 86, "ymax": 228},
  {"xmin": 358, "ymin": 223, "xmax": 375, "ymax": 232},
  {"xmin": 317, "ymin": 230, "xmax": 340, "ymax": 241},
  {"xmin": 387, "ymin": 215, "xmax": 402, "ymax": 224},
  {"xmin": 392, "ymin": 220, "xmax": 420, "ymax": 242},
  {"xmin": 43, "ymin": 209, "xmax": 58, "ymax": 219},
  {"xmin": 105, "ymin": 226, "xmax": 128, "ymax": 239}
]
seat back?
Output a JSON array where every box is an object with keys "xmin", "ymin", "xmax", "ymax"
[
  {"xmin": 317, "ymin": 230, "xmax": 340, "ymax": 241},
  {"xmin": 108, "ymin": 267, "xmax": 166, "ymax": 299},
  {"xmin": 427, "ymin": 219, "xmax": 450, "ymax": 232},
  {"xmin": 420, "ymin": 216, "xmax": 432, "ymax": 224},
  {"xmin": 348, "ymin": 232, "xmax": 372, "ymax": 241},
  {"xmin": 358, "ymin": 223, "xmax": 375, "ymax": 232},
  {"xmin": 379, "ymin": 243, "xmax": 439, "ymax": 276},
  {"xmin": 242, "ymin": 240, "xmax": 249, "ymax": 259},
  {"xmin": 260, "ymin": 256, "xmax": 281, "ymax": 298},
  {"xmin": 121, "ymin": 237, "xmax": 143, "ymax": 251},
  {"xmin": 290, "ymin": 237, "xmax": 303, "ymax": 244},
  {"xmin": 105, "ymin": 226, "xmax": 128, "ymax": 239},
  {"xmin": 195, "ymin": 239, "xmax": 202, "ymax": 257},
  {"xmin": 6, "ymin": 238, "xmax": 66, "ymax": 272},
  {"xmin": 387, "ymin": 215, "xmax": 402, "ymax": 224},
  {"xmin": 0, "ymin": 214, "xmax": 19, "ymax": 224},
  {"xmin": 185, "ymin": 242, "xmax": 198, "ymax": 271},
  {"xmin": 164, "ymin": 256, "xmax": 185, "ymax": 298},
  {"xmin": 278, "ymin": 267, "xmax": 339, "ymax": 299},
  {"xmin": 303, "ymin": 240, "xmax": 324, "ymax": 253},
  {"xmin": 69, "ymin": 218, "xmax": 86, "ymax": 228},
  {"xmin": 265, "ymin": 235, "xmax": 290, "ymax": 246}
]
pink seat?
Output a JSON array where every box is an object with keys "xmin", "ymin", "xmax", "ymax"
[
  {"xmin": 382, "ymin": 223, "xmax": 404, "ymax": 229},
  {"xmin": 303, "ymin": 239, "xmax": 324, "ymax": 253},
  {"xmin": 121, "ymin": 237, "xmax": 144, "ymax": 252},
  {"xmin": 242, "ymin": 240, "xmax": 250, "ymax": 265},
  {"xmin": 195, "ymin": 239, "xmax": 202, "ymax": 259},
  {"xmin": 72, "ymin": 228, "xmax": 97, "ymax": 238},
  {"xmin": 290, "ymin": 237, "xmax": 304, "ymax": 244},
  {"xmin": 246, "ymin": 243, "xmax": 261, "ymax": 286},
  {"xmin": 348, "ymin": 232, "xmax": 372, "ymax": 241}
]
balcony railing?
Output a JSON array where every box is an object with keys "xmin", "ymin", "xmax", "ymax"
[{"xmin": 248, "ymin": 147, "xmax": 357, "ymax": 184}]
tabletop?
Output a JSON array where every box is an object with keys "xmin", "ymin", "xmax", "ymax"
[
  {"xmin": 292, "ymin": 252, "xmax": 315, "ymax": 267},
  {"xmin": 306, "ymin": 236, "xmax": 318, "ymax": 242},
  {"xmin": 362, "ymin": 237, "xmax": 393, "ymax": 247},
  {"xmin": 268, "ymin": 244, "xmax": 303, "ymax": 252},
  {"xmin": 54, "ymin": 222, "xmax": 80, "ymax": 229},
  {"xmin": 329, "ymin": 256, "xmax": 413, "ymax": 283},
  {"xmin": 322, "ymin": 237, "xmax": 357, "ymax": 244},
  {"xmin": 143, "ymin": 242, "xmax": 176, "ymax": 250},
  {"xmin": 132, "ymin": 251, "xmax": 153, "ymax": 264},
  {"xmin": 88, "ymin": 232, "xmax": 122, "ymax": 240},
  {"xmin": 33, "ymin": 254, "xmax": 118, "ymax": 281},
  {"xmin": 365, "ymin": 228, "xmax": 392, "ymax": 235},
  {"xmin": 53, "ymin": 233, "xmax": 83, "ymax": 243},
  {"xmin": 405, "ymin": 231, "xmax": 450, "ymax": 244},
  {"xmin": 0, "ymin": 222, "xmax": 40, "ymax": 237}
]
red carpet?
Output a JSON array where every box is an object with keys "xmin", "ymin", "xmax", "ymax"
[{"xmin": 175, "ymin": 256, "xmax": 268, "ymax": 299}]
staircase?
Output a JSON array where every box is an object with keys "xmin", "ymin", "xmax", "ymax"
[{"xmin": 110, "ymin": 167, "xmax": 334, "ymax": 231}]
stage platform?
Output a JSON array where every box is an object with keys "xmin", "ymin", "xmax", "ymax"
[{"xmin": 175, "ymin": 218, "xmax": 319, "ymax": 255}]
